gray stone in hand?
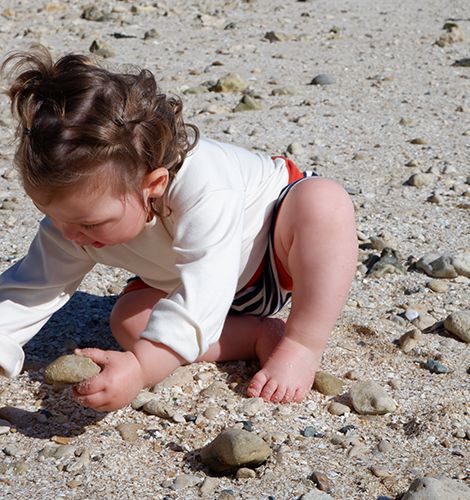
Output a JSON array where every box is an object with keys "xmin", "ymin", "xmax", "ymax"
[
  {"xmin": 44, "ymin": 354, "xmax": 101, "ymax": 385},
  {"xmin": 200, "ymin": 428, "xmax": 271, "ymax": 473}
]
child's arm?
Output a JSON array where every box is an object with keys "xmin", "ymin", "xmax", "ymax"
[{"xmin": 0, "ymin": 218, "xmax": 94, "ymax": 376}]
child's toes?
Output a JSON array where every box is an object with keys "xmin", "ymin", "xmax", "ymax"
[
  {"xmin": 281, "ymin": 386, "xmax": 296, "ymax": 403},
  {"xmin": 246, "ymin": 370, "xmax": 268, "ymax": 398},
  {"xmin": 293, "ymin": 385, "xmax": 310, "ymax": 403},
  {"xmin": 259, "ymin": 377, "xmax": 279, "ymax": 401},
  {"xmin": 271, "ymin": 385, "xmax": 287, "ymax": 403}
]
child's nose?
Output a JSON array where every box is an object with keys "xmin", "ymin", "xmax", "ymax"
[{"xmin": 61, "ymin": 223, "xmax": 82, "ymax": 241}]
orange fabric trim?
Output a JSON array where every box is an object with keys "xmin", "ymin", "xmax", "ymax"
[
  {"xmin": 121, "ymin": 278, "xmax": 151, "ymax": 295},
  {"xmin": 271, "ymin": 156, "xmax": 301, "ymax": 290},
  {"xmin": 243, "ymin": 156, "xmax": 301, "ymax": 292}
]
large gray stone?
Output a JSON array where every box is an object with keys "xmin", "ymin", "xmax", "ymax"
[
  {"xmin": 416, "ymin": 253, "xmax": 458, "ymax": 278},
  {"xmin": 200, "ymin": 429, "xmax": 270, "ymax": 473},
  {"xmin": 416, "ymin": 251, "xmax": 470, "ymax": 278},
  {"xmin": 401, "ymin": 476, "xmax": 470, "ymax": 500}
]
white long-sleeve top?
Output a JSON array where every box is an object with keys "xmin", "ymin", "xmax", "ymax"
[{"xmin": 0, "ymin": 138, "xmax": 290, "ymax": 377}]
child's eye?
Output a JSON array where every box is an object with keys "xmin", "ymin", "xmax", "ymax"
[{"xmin": 81, "ymin": 223, "xmax": 100, "ymax": 230}]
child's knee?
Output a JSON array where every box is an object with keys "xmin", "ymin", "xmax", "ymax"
[{"xmin": 109, "ymin": 288, "xmax": 165, "ymax": 346}]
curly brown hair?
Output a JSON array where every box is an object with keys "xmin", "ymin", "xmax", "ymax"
[{"xmin": 1, "ymin": 45, "xmax": 199, "ymax": 214}]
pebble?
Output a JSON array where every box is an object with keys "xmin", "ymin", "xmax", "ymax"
[
  {"xmin": 143, "ymin": 28, "xmax": 159, "ymax": 40},
  {"xmin": 424, "ymin": 358, "xmax": 449, "ymax": 374},
  {"xmin": 143, "ymin": 400, "xmax": 174, "ymax": 419},
  {"xmin": 406, "ymin": 173, "xmax": 436, "ymax": 187},
  {"xmin": 81, "ymin": 5, "xmax": 111, "ymax": 22},
  {"xmin": 44, "ymin": 354, "xmax": 101, "ymax": 385},
  {"xmin": 409, "ymin": 137, "xmax": 428, "ymax": 145},
  {"xmin": 327, "ymin": 402, "xmax": 350, "ymax": 416},
  {"xmin": 310, "ymin": 471, "xmax": 331, "ymax": 492},
  {"xmin": 427, "ymin": 193, "xmax": 444, "ymax": 204},
  {"xmin": 89, "ymin": 39, "xmax": 115, "ymax": 58},
  {"xmin": 199, "ymin": 429, "xmax": 271, "ymax": 473},
  {"xmin": 426, "ymin": 280, "xmax": 448, "ymax": 293},
  {"xmin": 235, "ymin": 467, "xmax": 256, "ymax": 478},
  {"xmin": 399, "ymin": 328, "xmax": 423, "ymax": 353},
  {"xmin": 199, "ymin": 476, "xmax": 218, "ymax": 496},
  {"xmin": 350, "ymin": 381, "xmax": 397, "ymax": 415},
  {"xmin": 116, "ymin": 423, "xmax": 144, "ymax": 442},
  {"xmin": 3, "ymin": 444, "xmax": 21, "ymax": 457},
  {"xmin": 443, "ymin": 310, "xmax": 470, "ymax": 342},
  {"xmin": 367, "ymin": 247, "xmax": 406, "ymax": 277},
  {"xmin": 377, "ymin": 439, "xmax": 392, "ymax": 453},
  {"xmin": 154, "ymin": 366, "xmax": 194, "ymax": 389},
  {"xmin": 370, "ymin": 465, "xmax": 391, "ymax": 478},
  {"xmin": 265, "ymin": 31, "xmax": 290, "ymax": 42},
  {"xmin": 0, "ymin": 418, "xmax": 11, "ymax": 435},
  {"xmin": 416, "ymin": 252, "xmax": 470, "ymax": 279},
  {"xmin": 302, "ymin": 426, "xmax": 324, "ymax": 438},
  {"xmin": 233, "ymin": 95, "xmax": 262, "ymax": 112},
  {"xmin": 172, "ymin": 474, "xmax": 201, "ymax": 490},
  {"xmin": 353, "ymin": 152, "xmax": 370, "ymax": 161},
  {"xmin": 435, "ymin": 26, "xmax": 465, "ymax": 47},
  {"xmin": 404, "ymin": 308, "xmax": 420, "ymax": 322},
  {"xmin": 401, "ymin": 476, "xmax": 470, "ymax": 499},
  {"xmin": 344, "ymin": 370, "xmax": 359, "ymax": 380},
  {"xmin": 131, "ymin": 390, "xmax": 154, "ymax": 410},
  {"xmin": 271, "ymin": 86, "xmax": 295, "ymax": 96},
  {"xmin": 412, "ymin": 313, "xmax": 436, "ymax": 331},
  {"xmin": 300, "ymin": 491, "xmax": 333, "ymax": 500},
  {"xmin": 239, "ymin": 397, "xmax": 264, "ymax": 416},
  {"xmin": 287, "ymin": 142, "xmax": 303, "ymax": 155},
  {"xmin": 347, "ymin": 443, "xmax": 366, "ymax": 458},
  {"xmin": 203, "ymin": 406, "xmax": 220, "ymax": 420},
  {"xmin": 310, "ymin": 74, "xmax": 336, "ymax": 85},
  {"xmin": 210, "ymin": 73, "xmax": 248, "ymax": 92},
  {"xmin": 65, "ymin": 448, "xmax": 91, "ymax": 473},
  {"xmin": 312, "ymin": 371, "xmax": 344, "ymax": 396}
]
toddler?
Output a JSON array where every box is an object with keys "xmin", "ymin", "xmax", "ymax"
[{"xmin": 0, "ymin": 47, "xmax": 357, "ymax": 411}]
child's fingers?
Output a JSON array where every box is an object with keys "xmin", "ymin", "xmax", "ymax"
[
  {"xmin": 73, "ymin": 390, "xmax": 109, "ymax": 411},
  {"xmin": 73, "ymin": 373, "xmax": 107, "ymax": 396},
  {"xmin": 74, "ymin": 347, "xmax": 110, "ymax": 367}
]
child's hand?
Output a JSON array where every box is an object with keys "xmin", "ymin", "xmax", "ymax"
[{"xmin": 71, "ymin": 348, "xmax": 145, "ymax": 412}]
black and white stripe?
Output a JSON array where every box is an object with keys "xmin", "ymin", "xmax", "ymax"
[{"xmin": 230, "ymin": 170, "xmax": 318, "ymax": 316}]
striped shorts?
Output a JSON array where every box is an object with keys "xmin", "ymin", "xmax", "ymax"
[{"xmin": 230, "ymin": 159, "xmax": 318, "ymax": 317}]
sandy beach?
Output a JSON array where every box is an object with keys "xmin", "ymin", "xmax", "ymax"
[{"xmin": 0, "ymin": 1, "xmax": 469, "ymax": 498}]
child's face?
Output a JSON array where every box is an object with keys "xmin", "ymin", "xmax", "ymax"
[{"xmin": 31, "ymin": 167, "xmax": 168, "ymax": 248}]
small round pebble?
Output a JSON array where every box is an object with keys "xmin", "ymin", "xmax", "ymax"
[
  {"xmin": 424, "ymin": 358, "xmax": 449, "ymax": 374},
  {"xmin": 426, "ymin": 280, "xmax": 448, "ymax": 293},
  {"xmin": 302, "ymin": 426, "xmax": 324, "ymax": 438},
  {"xmin": 377, "ymin": 439, "xmax": 392, "ymax": 453},
  {"xmin": 310, "ymin": 73, "xmax": 336, "ymax": 85}
]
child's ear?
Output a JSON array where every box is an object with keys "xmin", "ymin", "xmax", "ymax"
[{"xmin": 143, "ymin": 167, "xmax": 169, "ymax": 199}]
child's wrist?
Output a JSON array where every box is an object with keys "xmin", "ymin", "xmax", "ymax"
[{"xmin": 131, "ymin": 338, "xmax": 184, "ymax": 388}]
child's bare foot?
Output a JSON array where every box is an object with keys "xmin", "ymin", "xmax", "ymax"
[{"xmin": 247, "ymin": 332, "xmax": 319, "ymax": 403}]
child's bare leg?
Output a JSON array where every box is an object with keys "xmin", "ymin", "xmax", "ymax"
[
  {"xmin": 247, "ymin": 178, "xmax": 357, "ymax": 403},
  {"xmin": 109, "ymin": 289, "xmax": 285, "ymax": 384}
]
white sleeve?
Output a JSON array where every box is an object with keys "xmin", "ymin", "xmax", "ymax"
[
  {"xmin": 140, "ymin": 189, "xmax": 244, "ymax": 361},
  {"xmin": 0, "ymin": 218, "xmax": 94, "ymax": 377}
]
